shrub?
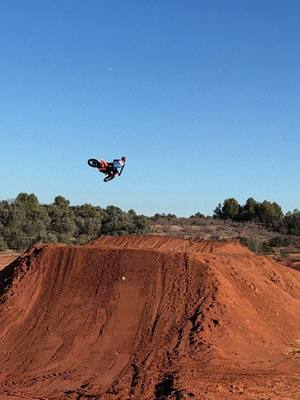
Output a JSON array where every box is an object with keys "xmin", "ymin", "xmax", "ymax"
[
  {"xmin": 240, "ymin": 237, "xmax": 271, "ymax": 254},
  {"xmin": 0, "ymin": 237, "xmax": 7, "ymax": 251},
  {"xmin": 214, "ymin": 198, "xmax": 240, "ymax": 220},
  {"xmin": 284, "ymin": 210, "xmax": 300, "ymax": 235},
  {"xmin": 268, "ymin": 236, "xmax": 291, "ymax": 247}
]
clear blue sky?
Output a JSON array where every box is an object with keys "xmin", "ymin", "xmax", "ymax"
[{"xmin": 1, "ymin": 0, "xmax": 299, "ymax": 216}]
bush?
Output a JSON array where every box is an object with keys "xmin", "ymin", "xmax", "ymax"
[
  {"xmin": 268, "ymin": 236, "xmax": 291, "ymax": 247},
  {"xmin": 256, "ymin": 201, "xmax": 283, "ymax": 227},
  {"xmin": 214, "ymin": 197, "xmax": 284, "ymax": 228},
  {"xmin": 214, "ymin": 198, "xmax": 241, "ymax": 220},
  {"xmin": 238, "ymin": 198, "xmax": 258, "ymax": 221},
  {"xmin": 284, "ymin": 210, "xmax": 300, "ymax": 235},
  {"xmin": 240, "ymin": 237, "xmax": 271, "ymax": 254},
  {"xmin": 0, "ymin": 237, "xmax": 7, "ymax": 251},
  {"xmin": 0, "ymin": 193, "xmax": 150, "ymax": 250},
  {"xmin": 149, "ymin": 213, "xmax": 178, "ymax": 225}
]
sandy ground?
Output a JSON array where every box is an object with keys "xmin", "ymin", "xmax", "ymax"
[
  {"xmin": 0, "ymin": 252, "xmax": 20, "ymax": 271},
  {"xmin": 0, "ymin": 236, "xmax": 299, "ymax": 399}
]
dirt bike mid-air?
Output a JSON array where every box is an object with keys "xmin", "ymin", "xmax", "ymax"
[{"xmin": 87, "ymin": 157, "xmax": 127, "ymax": 182}]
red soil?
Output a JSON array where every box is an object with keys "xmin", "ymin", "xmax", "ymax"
[
  {"xmin": 0, "ymin": 252, "xmax": 19, "ymax": 271},
  {"xmin": 0, "ymin": 236, "xmax": 299, "ymax": 399}
]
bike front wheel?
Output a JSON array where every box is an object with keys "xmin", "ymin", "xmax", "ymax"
[{"xmin": 88, "ymin": 159, "xmax": 101, "ymax": 168}]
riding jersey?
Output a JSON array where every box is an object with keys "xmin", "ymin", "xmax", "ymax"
[
  {"xmin": 113, "ymin": 159, "xmax": 125, "ymax": 169},
  {"xmin": 99, "ymin": 158, "xmax": 125, "ymax": 174}
]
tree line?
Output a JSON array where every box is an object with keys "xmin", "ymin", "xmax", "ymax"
[
  {"xmin": 213, "ymin": 197, "xmax": 300, "ymax": 234},
  {"xmin": 149, "ymin": 198, "xmax": 300, "ymax": 236},
  {"xmin": 0, "ymin": 193, "xmax": 299, "ymax": 251},
  {"xmin": 0, "ymin": 193, "xmax": 150, "ymax": 251}
]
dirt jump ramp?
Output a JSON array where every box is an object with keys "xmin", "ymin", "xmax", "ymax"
[{"xmin": 0, "ymin": 236, "xmax": 299, "ymax": 399}]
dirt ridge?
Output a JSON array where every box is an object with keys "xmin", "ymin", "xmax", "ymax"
[{"xmin": 0, "ymin": 236, "xmax": 299, "ymax": 399}]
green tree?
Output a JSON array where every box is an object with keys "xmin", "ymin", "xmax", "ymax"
[
  {"xmin": 284, "ymin": 210, "xmax": 300, "ymax": 235},
  {"xmin": 101, "ymin": 205, "xmax": 129, "ymax": 235},
  {"xmin": 47, "ymin": 196, "xmax": 76, "ymax": 242},
  {"xmin": 101, "ymin": 206, "xmax": 150, "ymax": 235},
  {"xmin": 2, "ymin": 193, "xmax": 48, "ymax": 249},
  {"xmin": 214, "ymin": 198, "xmax": 240, "ymax": 220},
  {"xmin": 73, "ymin": 203, "xmax": 102, "ymax": 241},
  {"xmin": 239, "ymin": 197, "xmax": 258, "ymax": 221},
  {"xmin": 14, "ymin": 193, "xmax": 48, "ymax": 237},
  {"xmin": 127, "ymin": 211, "xmax": 150, "ymax": 234},
  {"xmin": 213, "ymin": 203, "xmax": 223, "ymax": 219},
  {"xmin": 256, "ymin": 201, "xmax": 283, "ymax": 226},
  {"xmin": 0, "ymin": 236, "xmax": 7, "ymax": 251}
]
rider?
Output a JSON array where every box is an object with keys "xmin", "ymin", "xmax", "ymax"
[{"xmin": 99, "ymin": 156, "xmax": 127, "ymax": 180}]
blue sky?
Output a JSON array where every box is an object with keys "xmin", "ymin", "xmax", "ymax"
[{"xmin": 1, "ymin": 0, "xmax": 299, "ymax": 216}]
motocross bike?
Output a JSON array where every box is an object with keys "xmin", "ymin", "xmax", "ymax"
[{"xmin": 87, "ymin": 159, "xmax": 116, "ymax": 182}]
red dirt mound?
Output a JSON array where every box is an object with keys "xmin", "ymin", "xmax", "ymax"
[{"xmin": 0, "ymin": 236, "xmax": 299, "ymax": 399}]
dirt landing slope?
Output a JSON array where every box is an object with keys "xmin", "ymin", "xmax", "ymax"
[{"xmin": 0, "ymin": 236, "xmax": 299, "ymax": 400}]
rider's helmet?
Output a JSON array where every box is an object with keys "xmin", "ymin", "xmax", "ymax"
[{"xmin": 121, "ymin": 156, "xmax": 127, "ymax": 162}]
